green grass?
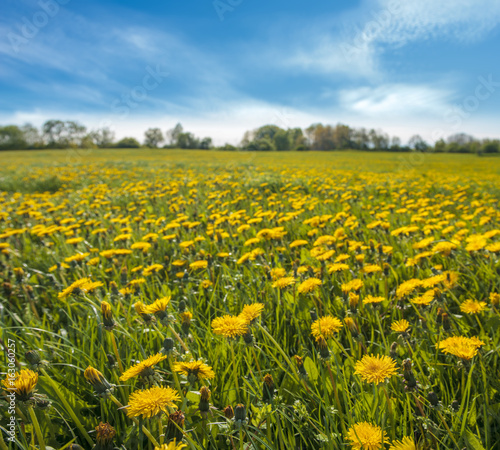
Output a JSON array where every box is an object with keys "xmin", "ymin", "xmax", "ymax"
[{"xmin": 0, "ymin": 150, "xmax": 499, "ymax": 449}]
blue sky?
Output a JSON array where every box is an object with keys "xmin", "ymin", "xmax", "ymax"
[{"xmin": 1, "ymin": 0, "xmax": 500, "ymax": 145}]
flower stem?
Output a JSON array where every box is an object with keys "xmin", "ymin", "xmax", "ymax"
[
  {"xmin": 230, "ymin": 341, "xmax": 240, "ymax": 402},
  {"xmin": 28, "ymin": 406, "xmax": 45, "ymax": 450},
  {"xmin": 109, "ymin": 331, "xmax": 124, "ymax": 373},
  {"xmin": 40, "ymin": 368, "xmax": 94, "ymax": 447},
  {"xmin": 326, "ymin": 362, "xmax": 346, "ymax": 435},
  {"xmin": 168, "ymin": 324, "xmax": 189, "ymax": 353}
]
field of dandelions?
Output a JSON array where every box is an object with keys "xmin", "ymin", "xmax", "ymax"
[{"xmin": 1, "ymin": 149, "xmax": 500, "ymax": 450}]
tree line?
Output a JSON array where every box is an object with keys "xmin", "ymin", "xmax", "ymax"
[{"xmin": 1, "ymin": 120, "xmax": 499, "ymax": 154}]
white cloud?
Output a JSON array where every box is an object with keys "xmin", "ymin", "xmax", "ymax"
[{"xmin": 339, "ymin": 83, "xmax": 453, "ymax": 117}]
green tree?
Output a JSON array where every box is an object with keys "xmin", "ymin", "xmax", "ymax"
[
  {"xmin": 274, "ymin": 129, "xmax": 291, "ymax": 151},
  {"xmin": 116, "ymin": 137, "xmax": 141, "ymax": 148},
  {"xmin": 144, "ymin": 128, "xmax": 165, "ymax": 148},
  {"xmin": 0, "ymin": 125, "xmax": 27, "ymax": 150}
]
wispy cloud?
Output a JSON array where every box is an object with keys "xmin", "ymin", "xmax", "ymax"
[{"xmin": 283, "ymin": 0, "xmax": 500, "ymax": 77}]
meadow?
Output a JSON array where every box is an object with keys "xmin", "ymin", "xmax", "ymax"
[{"xmin": 1, "ymin": 149, "xmax": 500, "ymax": 450}]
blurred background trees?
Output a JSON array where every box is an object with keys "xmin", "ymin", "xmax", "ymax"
[{"xmin": 0, "ymin": 119, "xmax": 498, "ymax": 153}]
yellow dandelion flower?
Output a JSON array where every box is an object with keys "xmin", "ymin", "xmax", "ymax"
[
  {"xmin": 131, "ymin": 242, "xmax": 151, "ymax": 252},
  {"xmin": 389, "ymin": 437, "xmax": 417, "ymax": 450},
  {"xmin": 272, "ymin": 276, "xmax": 296, "ymax": 289},
  {"xmin": 120, "ymin": 353, "xmax": 167, "ymax": 381},
  {"xmin": 391, "ymin": 319, "xmax": 410, "ymax": 333},
  {"xmin": 64, "ymin": 252, "xmax": 90, "ymax": 263},
  {"xmin": 432, "ymin": 241, "xmax": 457, "ymax": 255},
  {"xmin": 363, "ymin": 295, "xmax": 385, "ymax": 305},
  {"xmin": 189, "ymin": 260, "xmax": 208, "ymax": 270},
  {"xmin": 180, "ymin": 311, "xmax": 193, "ymax": 324},
  {"xmin": 490, "ymin": 293, "xmax": 500, "ymax": 306},
  {"xmin": 290, "ymin": 239, "xmax": 308, "ymax": 248},
  {"xmin": 362, "ymin": 264, "xmax": 382, "ymax": 274},
  {"xmin": 211, "ymin": 315, "xmax": 248, "ymax": 338},
  {"xmin": 126, "ymin": 386, "xmax": 180, "ymax": 419},
  {"xmin": 2, "ymin": 369, "xmax": 38, "ymax": 401},
  {"xmin": 354, "ymin": 354, "xmax": 398, "ymax": 384},
  {"xmin": 66, "ymin": 237, "xmax": 84, "ymax": 245},
  {"xmin": 200, "ymin": 279, "xmax": 213, "ymax": 289},
  {"xmin": 411, "ymin": 289, "xmax": 435, "ymax": 306},
  {"xmin": 328, "ymin": 263, "xmax": 350, "ymax": 273},
  {"xmin": 155, "ymin": 441, "xmax": 187, "ymax": 450},
  {"xmin": 438, "ymin": 336, "xmax": 484, "ymax": 360},
  {"xmin": 298, "ymin": 278, "xmax": 322, "ymax": 294},
  {"xmin": 173, "ymin": 360, "xmax": 215, "ymax": 380},
  {"xmin": 347, "ymin": 422, "xmax": 388, "ymax": 450},
  {"xmin": 311, "ymin": 316, "xmax": 343, "ymax": 341},
  {"xmin": 460, "ymin": 299, "xmax": 487, "ymax": 314},
  {"xmin": 239, "ymin": 303, "xmax": 264, "ymax": 324},
  {"xmin": 396, "ymin": 279, "xmax": 422, "ymax": 298},
  {"xmin": 270, "ymin": 268, "xmax": 286, "ymax": 280},
  {"xmin": 145, "ymin": 297, "xmax": 171, "ymax": 314},
  {"xmin": 486, "ymin": 242, "xmax": 500, "ymax": 253},
  {"xmin": 244, "ymin": 237, "xmax": 261, "ymax": 246},
  {"xmin": 341, "ymin": 279, "xmax": 364, "ymax": 293}
]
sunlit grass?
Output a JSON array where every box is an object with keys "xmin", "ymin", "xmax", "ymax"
[{"xmin": 0, "ymin": 150, "xmax": 499, "ymax": 449}]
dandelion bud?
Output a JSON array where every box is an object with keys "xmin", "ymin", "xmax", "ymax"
[
  {"xmin": 94, "ymin": 422, "xmax": 116, "ymax": 450},
  {"xmin": 427, "ymin": 391, "xmax": 439, "ymax": 407},
  {"xmin": 390, "ymin": 342, "xmax": 398, "ymax": 360},
  {"xmin": 223, "ymin": 405, "xmax": 234, "ymax": 420},
  {"xmin": 199, "ymin": 386, "xmax": 211, "ymax": 416},
  {"xmin": 84, "ymin": 366, "xmax": 114, "ymax": 397},
  {"xmin": 25, "ymin": 350, "xmax": 42, "ymax": 368},
  {"xmin": 243, "ymin": 331, "xmax": 254, "ymax": 345},
  {"xmin": 317, "ymin": 336, "xmax": 330, "ymax": 359},
  {"xmin": 263, "ymin": 374, "xmax": 275, "ymax": 403},
  {"xmin": 14, "ymin": 267, "xmax": 24, "ymax": 282},
  {"xmin": 163, "ymin": 337, "xmax": 176, "ymax": 354},
  {"xmin": 438, "ymin": 310, "xmax": 450, "ymax": 331},
  {"xmin": 293, "ymin": 355, "xmax": 308, "ymax": 378},
  {"xmin": 165, "ymin": 410, "xmax": 185, "ymax": 443},
  {"xmin": 344, "ymin": 317, "xmax": 358, "ymax": 336},
  {"xmin": 234, "ymin": 404, "xmax": 246, "ymax": 423},
  {"xmin": 180, "ymin": 311, "xmax": 192, "ymax": 336},
  {"xmin": 35, "ymin": 396, "xmax": 51, "ymax": 410},
  {"xmin": 3, "ymin": 282, "xmax": 12, "ymax": 297},
  {"xmin": 101, "ymin": 301, "xmax": 115, "ymax": 330},
  {"xmin": 109, "ymin": 281, "xmax": 118, "ymax": 295},
  {"xmin": 349, "ymin": 292, "xmax": 359, "ymax": 310},
  {"xmin": 106, "ymin": 354, "xmax": 117, "ymax": 368},
  {"xmin": 402, "ymin": 359, "xmax": 417, "ymax": 390},
  {"xmin": 120, "ymin": 267, "xmax": 127, "ymax": 285},
  {"xmin": 178, "ymin": 300, "xmax": 186, "ymax": 313}
]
